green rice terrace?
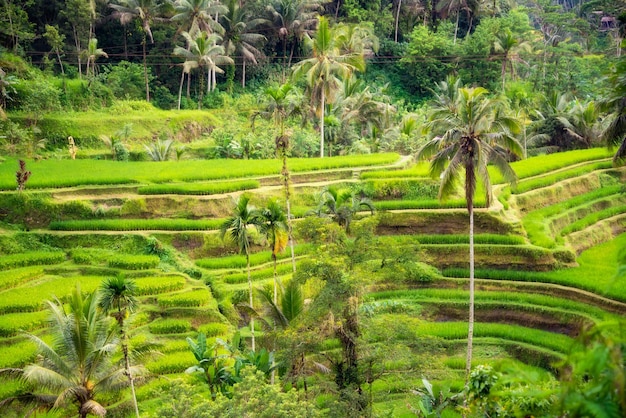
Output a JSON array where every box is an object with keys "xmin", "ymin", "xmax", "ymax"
[{"xmin": 1, "ymin": 147, "xmax": 625, "ymax": 417}]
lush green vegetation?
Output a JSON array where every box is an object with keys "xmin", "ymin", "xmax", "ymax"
[{"xmin": 2, "ymin": 0, "xmax": 626, "ymax": 414}]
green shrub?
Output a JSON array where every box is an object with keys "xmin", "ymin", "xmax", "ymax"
[
  {"xmin": 108, "ymin": 254, "xmax": 160, "ymax": 270},
  {"xmin": 149, "ymin": 318, "xmax": 192, "ymax": 334},
  {"xmin": 138, "ymin": 180, "xmax": 260, "ymax": 195},
  {"xmin": 0, "ymin": 251, "xmax": 66, "ymax": 270}
]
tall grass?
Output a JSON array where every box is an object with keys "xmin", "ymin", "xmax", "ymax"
[
  {"xmin": 490, "ymin": 148, "xmax": 612, "ymax": 184},
  {"xmin": 0, "ymin": 252, "xmax": 66, "ymax": 270},
  {"xmin": 195, "ymin": 244, "xmax": 312, "ymax": 269},
  {"xmin": 512, "ymin": 161, "xmax": 613, "ymax": 194},
  {"xmin": 361, "ymin": 162, "xmax": 431, "ymax": 179},
  {"xmin": 443, "ymin": 234, "xmax": 626, "ymax": 301},
  {"xmin": 368, "ymin": 288, "xmax": 613, "ymax": 322},
  {"xmin": 374, "ymin": 199, "xmax": 485, "ymax": 210},
  {"xmin": 0, "ymin": 154, "xmax": 399, "ymax": 190},
  {"xmin": 49, "ymin": 218, "xmax": 223, "ymax": 231},
  {"xmin": 416, "ymin": 322, "xmax": 574, "ymax": 353},
  {"xmin": 378, "ymin": 234, "xmax": 525, "ymax": 246},
  {"xmin": 0, "ymin": 311, "xmax": 48, "ymax": 337},
  {"xmin": 0, "ymin": 266, "xmax": 45, "ymax": 290},
  {"xmin": 522, "ymin": 186, "xmax": 622, "ymax": 248},
  {"xmin": 137, "ymin": 179, "xmax": 260, "ymax": 195},
  {"xmin": 560, "ymin": 205, "xmax": 626, "ymax": 235},
  {"xmin": 221, "ymin": 262, "xmax": 295, "ymax": 284}
]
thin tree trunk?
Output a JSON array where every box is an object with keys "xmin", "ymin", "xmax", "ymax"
[
  {"xmin": 187, "ymin": 72, "xmax": 191, "ymax": 98},
  {"xmin": 286, "ymin": 197, "xmax": 296, "ymax": 273},
  {"xmin": 320, "ymin": 89, "xmax": 325, "ymax": 158},
  {"xmin": 178, "ymin": 70, "xmax": 185, "ymax": 110},
  {"xmin": 394, "ymin": 0, "xmax": 402, "ymax": 42},
  {"xmin": 288, "ymin": 42, "xmax": 296, "ymax": 68},
  {"xmin": 122, "ymin": 335, "xmax": 140, "ymax": 418},
  {"xmin": 282, "ymin": 38, "xmax": 288, "ymax": 82},
  {"xmin": 248, "ymin": 253, "xmax": 255, "ymax": 352},
  {"xmin": 143, "ymin": 38, "xmax": 150, "ymax": 102},
  {"xmin": 464, "ymin": 205, "xmax": 475, "ymax": 401},
  {"xmin": 242, "ymin": 59, "xmax": 246, "ymax": 89},
  {"xmin": 212, "ymin": 66, "xmax": 216, "ymax": 91},
  {"xmin": 56, "ymin": 50, "xmax": 65, "ymax": 76},
  {"xmin": 501, "ymin": 56, "xmax": 507, "ymax": 91},
  {"xmin": 453, "ymin": 11, "xmax": 460, "ymax": 44}
]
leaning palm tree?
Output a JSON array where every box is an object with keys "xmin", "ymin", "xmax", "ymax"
[
  {"xmin": 492, "ymin": 30, "xmax": 531, "ymax": 91},
  {"xmin": 220, "ymin": 195, "xmax": 263, "ymax": 351},
  {"xmin": 0, "ymin": 285, "xmax": 127, "ymax": 418},
  {"xmin": 417, "ymin": 86, "xmax": 522, "ymax": 399},
  {"xmin": 99, "ymin": 276, "xmax": 140, "ymax": 418},
  {"xmin": 258, "ymin": 200, "xmax": 288, "ymax": 304},
  {"xmin": 292, "ymin": 16, "xmax": 366, "ymax": 157},
  {"xmin": 84, "ymin": 38, "xmax": 108, "ymax": 79},
  {"xmin": 109, "ymin": 0, "xmax": 169, "ymax": 102}
]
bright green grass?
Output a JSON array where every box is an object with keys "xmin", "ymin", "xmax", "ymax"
[
  {"xmin": 442, "ymin": 233, "xmax": 626, "ymax": 301},
  {"xmin": 511, "ymin": 161, "xmax": 613, "ymax": 194},
  {"xmin": 361, "ymin": 161, "xmax": 431, "ymax": 179},
  {"xmin": 416, "ymin": 322, "xmax": 574, "ymax": 353},
  {"xmin": 378, "ymin": 234, "xmax": 525, "ymax": 246},
  {"xmin": 220, "ymin": 262, "xmax": 295, "ymax": 284},
  {"xmin": 137, "ymin": 179, "xmax": 260, "ymax": 195},
  {"xmin": 490, "ymin": 148, "xmax": 613, "ymax": 184},
  {"xmin": 145, "ymin": 350, "xmax": 196, "ymax": 374},
  {"xmin": 157, "ymin": 289, "xmax": 216, "ymax": 308},
  {"xmin": 522, "ymin": 186, "xmax": 623, "ymax": 248},
  {"xmin": 0, "ymin": 154, "xmax": 399, "ymax": 190},
  {"xmin": 560, "ymin": 205, "xmax": 626, "ymax": 235},
  {"xmin": 195, "ymin": 244, "xmax": 311, "ymax": 269},
  {"xmin": 0, "ymin": 266, "xmax": 45, "ymax": 290},
  {"xmin": 0, "ymin": 251, "xmax": 66, "ymax": 270},
  {"xmin": 0, "ymin": 311, "xmax": 49, "ymax": 337},
  {"xmin": 0, "ymin": 275, "xmax": 104, "ymax": 313},
  {"xmin": 374, "ymin": 199, "xmax": 485, "ymax": 210},
  {"xmin": 49, "ymin": 218, "xmax": 223, "ymax": 231},
  {"xmin": 0, "ymin": 339, "xmax": 38, "ymax": 368},
  {"xmin": 133, "ymin": 275, "xmax": 187, "ymax": 295},
  {"xmin": 368, "ymin": 289, "xmax": 614, "ymax": 322}
]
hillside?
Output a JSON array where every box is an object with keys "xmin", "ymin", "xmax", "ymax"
[{"xmin": 0, "ymin": 148, "xmax": 625, "ymax": 417}]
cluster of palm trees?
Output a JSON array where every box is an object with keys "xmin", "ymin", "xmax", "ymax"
[{"xmin": 0, "ymin": 278, "xmax": 142, "ymax": 418}]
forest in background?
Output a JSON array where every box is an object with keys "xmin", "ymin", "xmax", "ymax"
[{"xmin": 0, "ymin": 0, "xmax": 625, "ymax": 160}]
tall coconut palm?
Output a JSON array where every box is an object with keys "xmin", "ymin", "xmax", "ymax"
[
  {"xmin": 174, "ymin": 31, "xmax": 232, "ymax": 109},
  {"xmin": 0, "ymin": 285, "xmax": 127, "ymax": 418},
  {"xmin": 418, "ymin": 86, "xmax": 522, "ymax": 397},
  {"xmin": 170, "ymin": 0, "xmax": 225, "ymax": 35},
  {"xmin": 252, "ymin": 82, "xmax": 302, "ymax": 272},
  {"xmin": 110, "ymin": 0, "xmax": 169, "ymax": 102},
  {"xmin": 99, "ymin": 276, "xmax": 140, "ymax": 418},
  {"xmin": 602, "ymin": 55, "xmax": 626, "ymax": 165},
  {"xmin": 266, "ymin": 0, "xmax": 321, "ymax": 79},
  {"xmin": 220, "ymin": 195, "xmax": 263, "ymax": 351},
  {"xmin": 259, "ymin": 200, "xmax": 288, "ymax": 304},
  {"xmin": 220, "ymin": 0, "xmax": 268, "ymax": 89},
  {"xmin": 291, "ymin": 16, "xmax": 365, "ymax": 158}
]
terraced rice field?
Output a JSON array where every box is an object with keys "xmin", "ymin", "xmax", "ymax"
[{"xmin": 1, "ymin": 149, "xmax": 625, "ymax": 416}]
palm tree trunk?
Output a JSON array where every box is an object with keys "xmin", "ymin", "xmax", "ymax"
[
  {"xmin": 320, "ymin": 89, "xmax": 325, "ymax": 158},
  {"xmin": 464, "ymin": 204, "xmax": 475, "ymax": 398},
  {"xmin": 143, "ymin": 38, "xmax": 150, "ymax": 102},
  {"xmin": 247, "ymin": 253, "xmax": 255, "ymax": 352},
  {"xmin": 178, "ymin": 70, "xmax": 185, "ymax": 110},
  {"xmin": 122, "ymin": 336, "xmax": 140, "ymax": 418},
  {"xmin": 187, "ymin": 72, "xmax": 191, "ymax": 98},
  {"xmin": 286, "ymin": 198, "xmax": 296, "ymax": 273},
  {"xmin": 273, "ymin": 255, "xmax": 278, "ymax": 304},
  {"xmin": 453, "ymin": 11, "xmax": 460, "ymax": 44},
  {"xmin": 212, "ymin": 66, "xmax": 217, "ymax": 91},
  {"xmin": 242, "ymin": 59, "xmax": 246, "ymax": 89},
  {"xmin": 394, "ymin": 0, "xmax": 402, "ymax": 42},
  {"xmin": 501, "ymin": 57, "xmax": 507, "ymax": 91}
]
